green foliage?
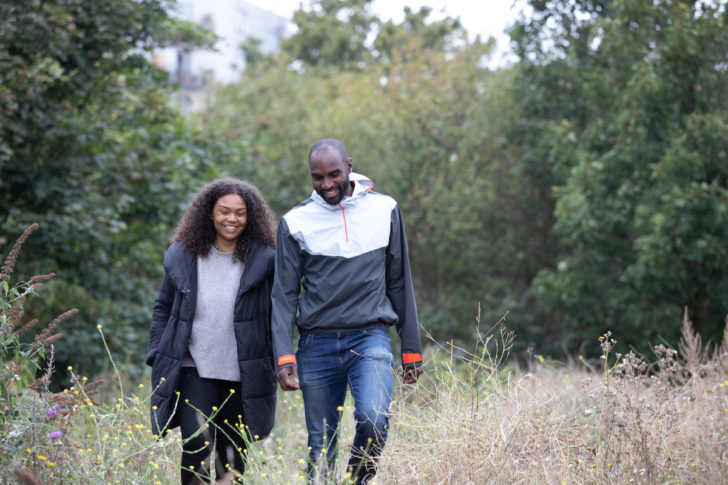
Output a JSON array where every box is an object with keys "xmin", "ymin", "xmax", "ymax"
[
  {"xmin": 3, "ymin": 0, "xmax": 724, "ymax": 370},
  {"xmin": 373, "ymin": 6, "xmax": 464, "ymax": 63},
  {"xmin": 511, "ymin": 0, "xmax": 728, "ymax": 354},
  {"xmin": 0, "ymin": 0, "xmax": 231, "ymax": 378},
  {"xmin": 241, "ymin": 37, "xmax": 265, "ymax": 68},
  {"xmin": 281, "ymin": 0, "xmax": 377, "ymax": 69},
  {"xmin": 200, "ymin": 3, "xmax": 514, "ymax": 341},
  {"xmin": 218, "ymin": 0, "xmax": 728, "ymax": 356}
]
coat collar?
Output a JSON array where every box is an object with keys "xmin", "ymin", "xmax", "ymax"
[
  {"xmin": 165, "ymin": 240, "xmax": 272, "ymax": 295},
  {"xmin": 237, "ymin": 241, "xmax": 273, "ymax": 294},
  {"xmin": 309, "ymin": 172, "xmax": 375, "ymax": 211},
  {"xmin": 164, "ymin": 242, "xmax": 197, "ymax": 292}
]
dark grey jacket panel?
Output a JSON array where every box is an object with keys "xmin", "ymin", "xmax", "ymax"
[
  {"xmin": 298, "ymin": 246, "xmax": 395, "ymax": 331},
  {"xmin": 147, "ymin": 241, "xmax": 276, "ymax": 439}
]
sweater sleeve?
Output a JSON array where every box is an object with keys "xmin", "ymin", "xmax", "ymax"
[
  {"xmin": 271, "ymin": 217, "xmax": 304, "ymax": 371},
  {"xmin": 386, "ymin": 205, "xmax": 423, "ymax": 368}
]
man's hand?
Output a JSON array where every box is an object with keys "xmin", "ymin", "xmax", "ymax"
[
  {"xmin": 276, "ymin": 365, "xmax": 300, "ymax": 391},
  {"xmin": 401, "ymin": 365, "xmax": 423, "ymax": 384}
]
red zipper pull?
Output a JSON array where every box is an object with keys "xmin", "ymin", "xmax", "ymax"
[{"xmin": 339, "ymin": 203, "xmax": 349, "ymax": 243}]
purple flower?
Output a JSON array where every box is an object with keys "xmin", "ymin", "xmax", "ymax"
[
  {"xmin": 47, "ymin": 431, "xmax": 63, "ymax": 440},
  {"xmin": 46, "ymin": 404, "xmax": 63, "ymax": 417}
]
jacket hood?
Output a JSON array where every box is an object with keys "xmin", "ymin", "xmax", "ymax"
[{"xmin": 310, "ymin": 171, "xmax": 374, "ymax": 209}]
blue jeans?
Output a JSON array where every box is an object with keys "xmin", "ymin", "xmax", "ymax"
[{"xmin": 297, "ymin": 329, "xmax": 394, "ymax": 484}]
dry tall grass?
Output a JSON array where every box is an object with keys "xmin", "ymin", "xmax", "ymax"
[
  {"xmin": 5, "ymin": 313, "xmax": 728, "ymax": 484},
  {"xmin": 376, "ymin": 313, "xmax": 728, "ymax": 484}
]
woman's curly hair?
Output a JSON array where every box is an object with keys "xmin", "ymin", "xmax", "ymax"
[{"xmin": 173, "ymin": 178, "xmax": 275, "ymax": 262}]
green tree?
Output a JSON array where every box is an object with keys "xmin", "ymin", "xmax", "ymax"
[
  {"xmin": 281, "ymin": 0, "xmax": 377, "ymax": 69},
  {"xmin": 241, "ymin": 37, "xmax": 265, "ymax": 68},
  {"xmin": 201, "ymin": 5, "xmax": 517, "ymax": 341},
  {"xmin": 0, "ymin": 0, "xmax": 228, "ymax": 378},
  {"xmin": 510, "ymin": 0, "xmax": 728, "ymax": 353},
  {"xmin": 373, "ymin": 6, "xmax": 464, "ymax": 63}
]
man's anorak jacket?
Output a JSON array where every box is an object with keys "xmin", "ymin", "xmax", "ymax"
[{"xmin": 271, "ymin": 172, "xmax": 423, "ymax": 371}]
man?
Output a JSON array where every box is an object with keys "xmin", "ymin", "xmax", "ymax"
[{"xmin": 271, "ymin": 138, "xmax": 424, "ymax": 484}]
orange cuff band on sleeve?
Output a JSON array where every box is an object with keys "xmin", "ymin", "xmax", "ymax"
[
  {"xmin": 402, "ymin": 353, "xmax": 423, "ymax": 364},
  {"xmin": 278, "ymin": 354, "xmax": 297, "ymax": 366}
]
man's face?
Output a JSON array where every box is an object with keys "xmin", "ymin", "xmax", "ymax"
[{"xmin": 309, "ymin": 148, "xmax": 353, "ymax": 205}]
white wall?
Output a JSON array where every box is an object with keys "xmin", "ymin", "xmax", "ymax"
[{"xmin": 154, "ymin": 0, "xmax": 291, "ymax": 86}]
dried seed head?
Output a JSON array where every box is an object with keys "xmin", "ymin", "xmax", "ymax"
[
  {"xmin": 29, "ymin": 273, "xmax": 55, "ymax": 284},
  {"xmin": 12, "ymin": 318, "xmax": 39, "ymax": 337},
  {"xmin": 41, "ymin": 332, "xmax": 64, "ymax": 346},
  {"xmin": 1, "ymin": 223, "xmax": 39, "ymax": 281},
  {"xmin": 7, "ymin": 296, "xmax": 26, "ymax": 329}
]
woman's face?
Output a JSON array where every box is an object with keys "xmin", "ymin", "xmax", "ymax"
[{"xmin": 212, "ymin": 193, "xmax": 247, "ymax": 251}]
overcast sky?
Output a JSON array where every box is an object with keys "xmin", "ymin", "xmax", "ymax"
[{"xmin": 245, "ymin": 0, "xmax": 528, "ymax": 66}]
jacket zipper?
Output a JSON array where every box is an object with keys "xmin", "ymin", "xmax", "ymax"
[{"xmin": 339, "ymin": 203, "xmax": 349, "ymax": 243}]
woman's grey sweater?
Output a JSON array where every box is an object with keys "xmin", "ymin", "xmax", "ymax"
[{"xmin": 182, "ymin": 246, "xmax": 245, "ymax": 382}]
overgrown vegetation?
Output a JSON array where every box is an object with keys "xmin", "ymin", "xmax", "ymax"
[
  {"xmin": 2, "ymin": 0, "xmax": 728, "ymax": 480},
  {"xmin": 514, "ymin": 0, "xmax": 728, "ymax": 355},
  {"xmin": 2, "ymin": 0, "xmax": 727, "ymax": 378},
  {"xmin": 379, "ymin": 312, "xmax": 728, "ymax": 484},
  {"xmin": 0, "ymin": 227, "xmax": 728, "ymax": 484},
  {"xmin": 202, "ymin": 0, "xmax": 728, "ymax": 359},
  {"xmin": 0, "ymin": 224, "xmax": 76, "ymax": 423},
  {"xmin": 0, "ymin": 0, "xmax": 233, "ymax": 380},
  {"xmin": 2, "ymin": 228, "xmax": 727, "ymax": 483}
]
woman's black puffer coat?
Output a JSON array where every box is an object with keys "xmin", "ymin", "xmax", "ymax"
[{"xmin": 146, "ymin": 241, "xmax": 276, "ymax": 439}]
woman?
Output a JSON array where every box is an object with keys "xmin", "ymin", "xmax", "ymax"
[{"xmin": 146, "ymin": 178, "xmax": 277, "ymax": 484}]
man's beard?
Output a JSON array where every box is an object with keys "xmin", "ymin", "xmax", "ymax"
[{"xmin": 317, "ymin": 177, "xmax": 350, "ymax": 205}]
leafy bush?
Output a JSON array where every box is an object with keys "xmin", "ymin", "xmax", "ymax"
[{"xmin": 0, "ymin": 0, "xmax": 225, "ymax": 380}]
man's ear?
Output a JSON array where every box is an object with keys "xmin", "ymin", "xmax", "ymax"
[{"xmin": 346, "ymin": 157, "xmax": 353, "ymax": 173}]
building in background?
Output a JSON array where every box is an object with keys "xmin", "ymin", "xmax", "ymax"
[{"xmin": 153, "ymin": 0, "xmax": 291, "ymax": 112}]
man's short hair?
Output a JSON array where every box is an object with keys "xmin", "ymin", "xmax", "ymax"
[{"xmin": 308, "ymin": 138, "xmax": 349, "ymax": 162}]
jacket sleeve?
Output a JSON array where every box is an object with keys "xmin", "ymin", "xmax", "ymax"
[
  {"xmin": 271, "ymin": 217, "xmax": 304, "ymax": 372},
  {"xmin": 147, "ymin": 269, "xmax": 174, "ymax": 366},
  {"xmin": 386, "ymin": 205, "xmax": 423, "ymax": 368}
]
